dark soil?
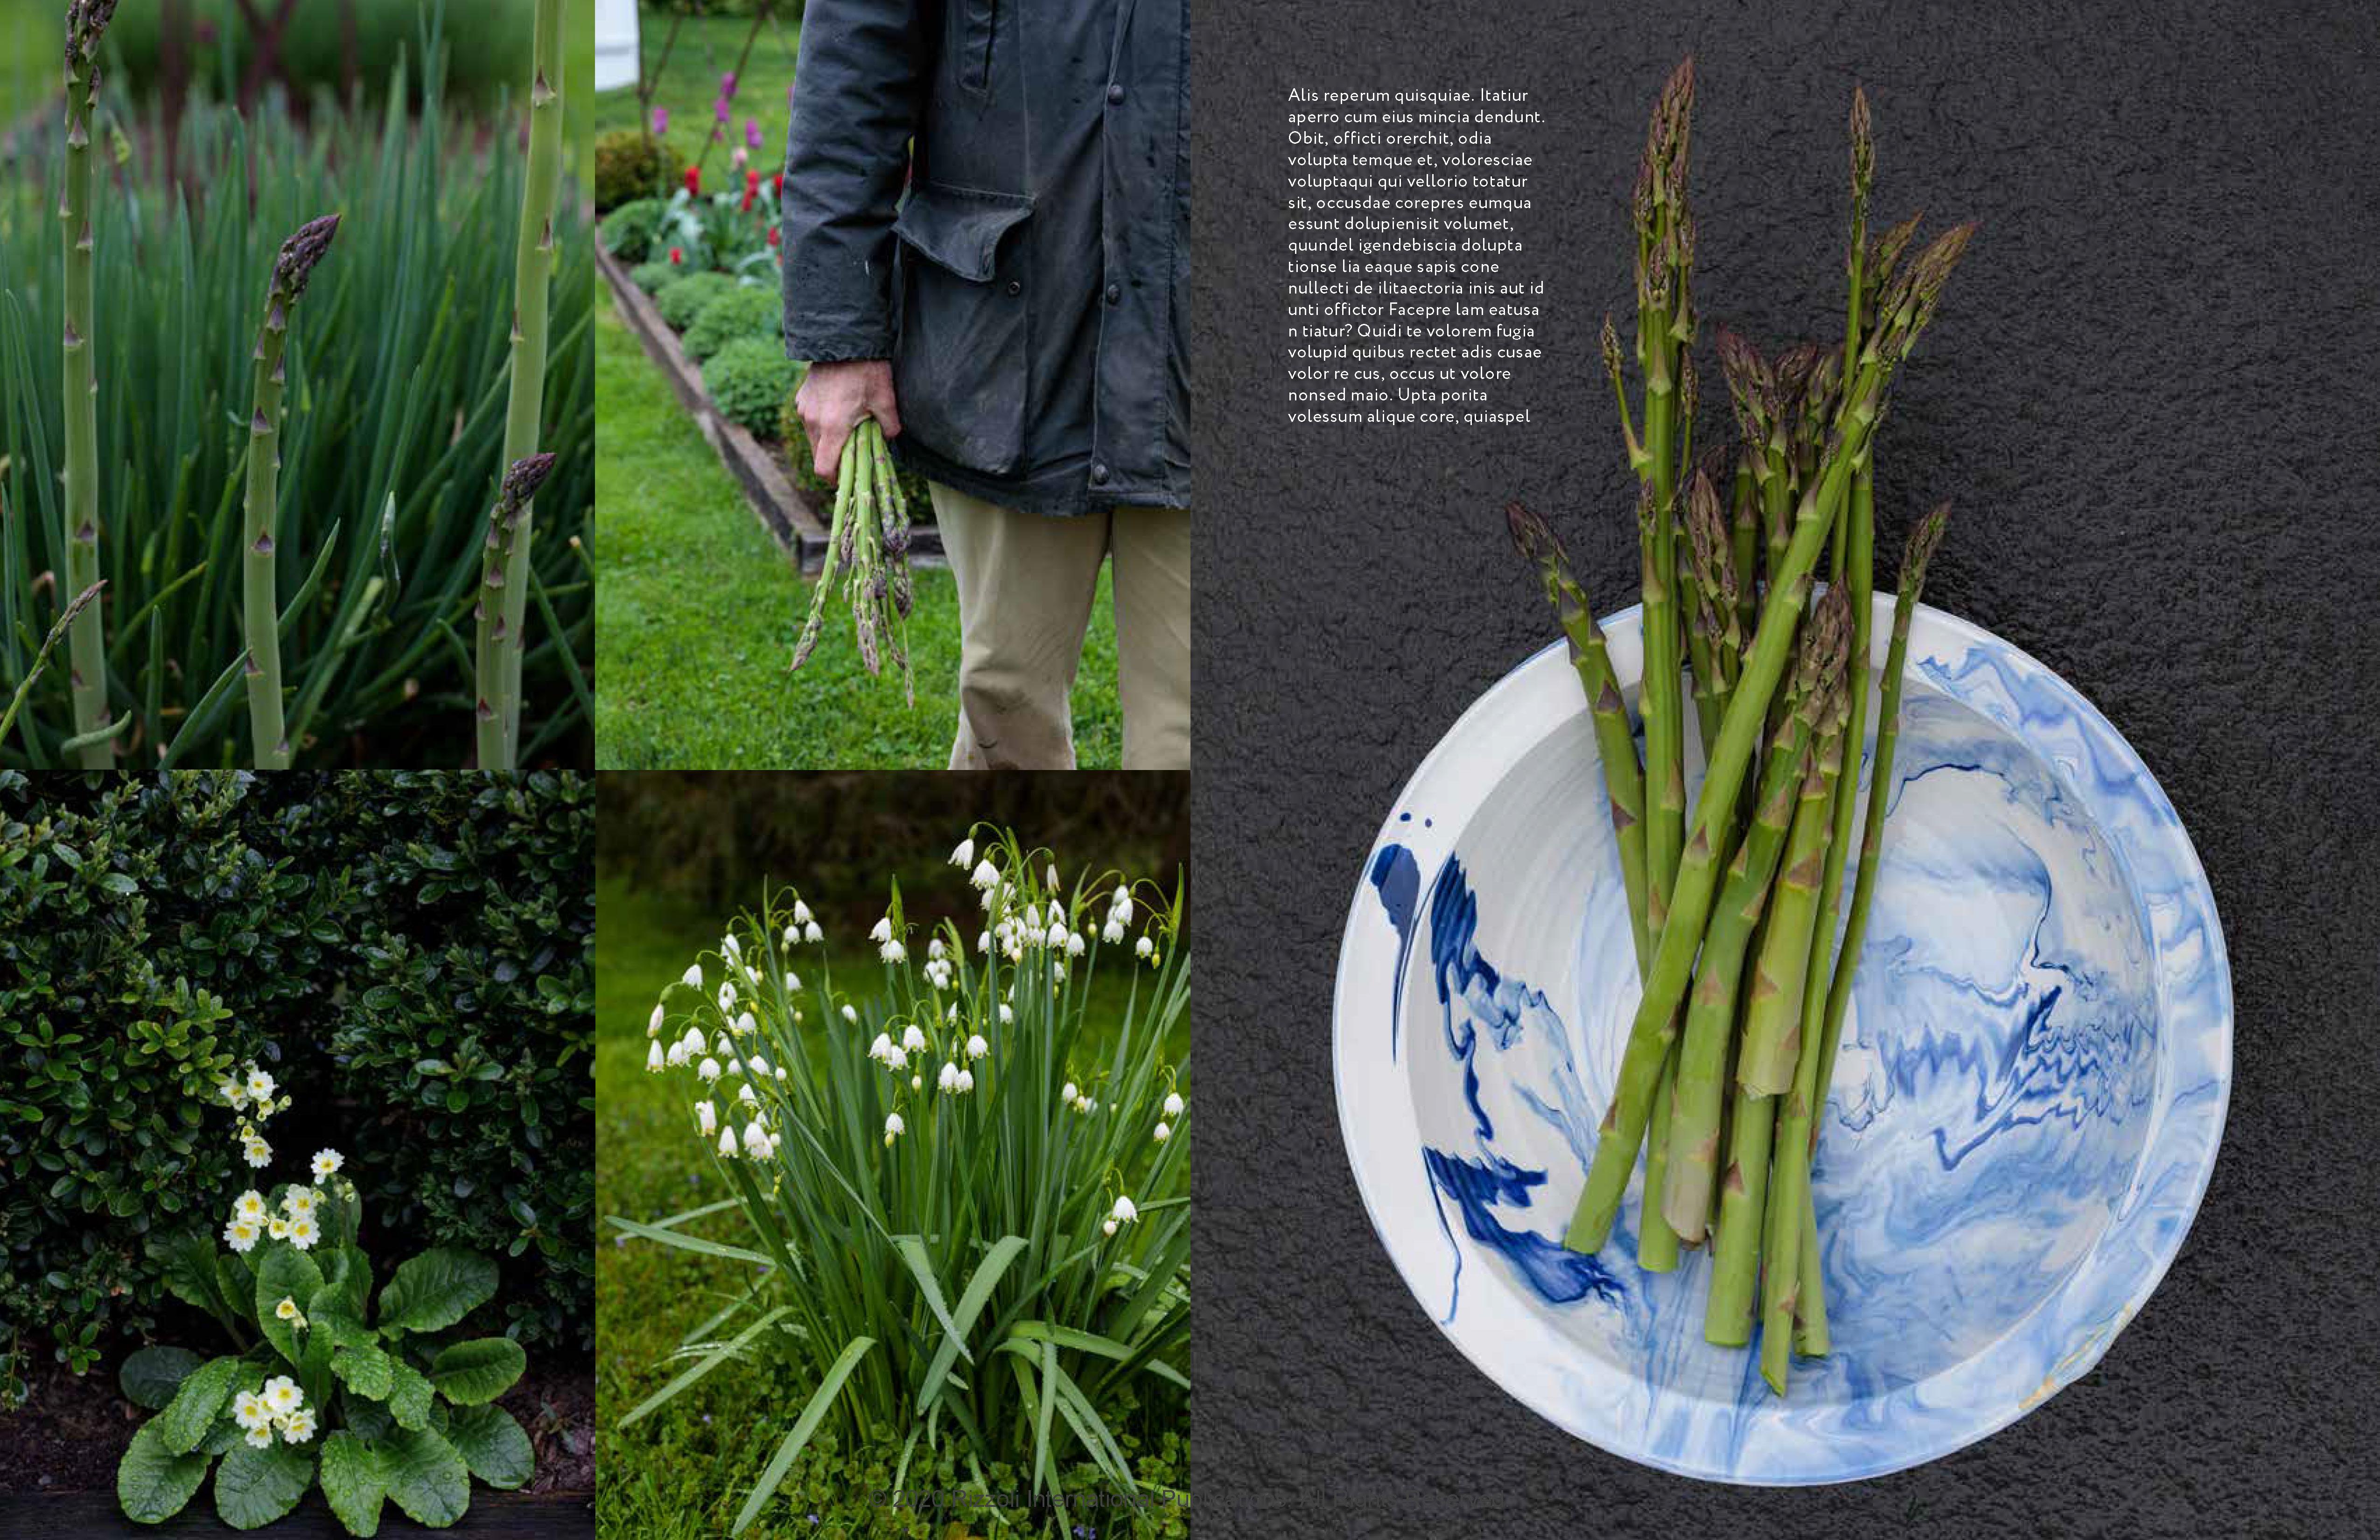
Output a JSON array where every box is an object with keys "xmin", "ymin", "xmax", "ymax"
[{"xmin": 0, "ymin": 1359, "xmax": 595, "ymax": 1498}]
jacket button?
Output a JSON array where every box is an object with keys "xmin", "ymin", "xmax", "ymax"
[
  {"xmin": 1106, "ymin": 84, "xmax": 1125, "ymax": 105},
  {"xmin": 1091, "ymin": 463, "xmax": 1111, "ymax": 485},
  {"xmin": 1006, "ymin": 280, "xmax": 1022, "ymax": 296},
  {"xmin": 1105, "ymin": 283, "xmax": 1121, "ymax": 305}
]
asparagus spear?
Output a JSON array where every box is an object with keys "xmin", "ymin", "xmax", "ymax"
[
  {"xmin": 787, "ymin": 433, "xmax": 857, "ymax": 672},
  {"xmin": 473, "ymin": 454, "xmax": 559, "ymax": 767},
  {"xmin": 1563, "ymin": 222, "xmax": 1974, "ymax": 1256},
  {"xmin": 493, "ymin": 0, "xmax": 569, "ymax": 768},
  {"xmin": 1658, "ymin": 603, "xmax": 1833, "ymax": 1243},
  {"xmin": 1507, "ymin": 502, "xmax": 1652, "ymax": 973},
  {"xmin": 59, "ymin": 0, "xmax": 119, "ymax": 765},
  {"xmin": 1729, "ymin": 447, "xmax": 1760, "ymax": 625},
  {"xmin": 241, "ymin": 214, "xmax": 341, "ymax": 770}
]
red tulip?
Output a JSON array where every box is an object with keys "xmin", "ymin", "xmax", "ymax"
[
  {"xmin": 684, "ymin": 166, "xmax": 700, "ymax": 195},
  {"xmin": 669, "ymin": 247, "xmax": 683, "ymax": 265}
]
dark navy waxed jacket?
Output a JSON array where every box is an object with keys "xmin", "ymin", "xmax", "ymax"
[{"xmin": 780, "ymin": 0, "xmax": 1190, "ymax": 516}]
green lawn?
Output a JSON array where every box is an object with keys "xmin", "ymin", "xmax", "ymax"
[
  {"xmin": 593, "ymin": 7, "xmax": 802, "ymax": 183},
  {"xmin": 592, "ymin": 299, "xmax": 1124, "ymax": 768},
  {"xmin": 595, "ymin": 876, "xmax": 1183, "ymax": 1538},
  {"xmin": 0, "ymin": 0, "xmax": 54, "ymax": 124}
]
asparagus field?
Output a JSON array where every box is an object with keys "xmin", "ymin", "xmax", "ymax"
[{"xmin": 1509, "ymin": 57, "xmax": 1967, "ymax": 1395}]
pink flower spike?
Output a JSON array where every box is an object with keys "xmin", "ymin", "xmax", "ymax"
[
  {"xmin": 745, "ymin": 118, "xmax": 763, "ymax": 152},
  {"xmin": 650, "ymin": 105, "xmax": 669, "ymax": 135}
]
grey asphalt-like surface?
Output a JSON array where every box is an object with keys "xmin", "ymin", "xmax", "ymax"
[{"xmin": 1191, "ymin": 1, "xmax": 2380, "ymax": 1533}]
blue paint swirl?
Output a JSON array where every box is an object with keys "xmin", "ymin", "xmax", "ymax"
[{"xmin": 1369, "ymin": 842, "xmax": 1419, "ymax": 1059}]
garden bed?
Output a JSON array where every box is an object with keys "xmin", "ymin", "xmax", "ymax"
[{"xmin": 598, "ymin": 244, "xmax": 944, "ymax": 576}]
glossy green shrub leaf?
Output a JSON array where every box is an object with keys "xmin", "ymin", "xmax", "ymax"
[
  {"xmin": 119, "ymin": 1345, "xmax": 204, "ymax": 1411},
  {"xmin": 157, "ymin": 1357, "xmax": 240, "ymax": 1455},
  {"xmin": 428, "ymin": 1337, "xmax": 526, "ymax": 1405},
  {"xmin": 444, "ymin": 1403, "xmax": 534, "ymax": 1490},
  {"xmin": 377, "ymin": 1425, "xmax": 469, "ymax": 1527},
  {"xmin": 116, "ymin": 1421, "xmax": 211, "ymax": 1524},
  {"xmin": 212, "ymin": 1438, "xmax": 313, "ymax": 1530},
  {"xmin": 378, "ymin": 1247, "xmax": 497, "ymax": 1334},
  {"xmin": 317, "ymin": 1431, "xmax": 385, "ymax": 1538}
]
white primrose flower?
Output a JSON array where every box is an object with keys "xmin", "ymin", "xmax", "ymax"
[
  {"xmin": 243, "ymin": 1139, "xmax": 273, "ymax": 1169},
  {"xmin": 232, "ymin": 1391, "xmax": 272, "ymax": 1432},
  {"xmin": 263, "ymin": 1377, "xmax": 301, "ymax": 1415},
  {"xmin": 841, "ymin": 1004, "xmax": 859, "ymax": 1026},
  {"xmin": 1154, "ymin": 1122, "xmax": 1172, "ymax": 1141},
  {"xmin": 279, "ymin": 1407, "xmax": 316, "ymax": 1444},
  {"xmin": 869, "ymin": 915, "xmax": 893, "ymax": 944},
  {"xmin": 234, "ymin": 1190, "xmax": 267, "ymax": 1222},
  {"xmin": 244, "ymin": 1427, "xmax": 275, "ymax": 1449},
  {"xmin": 1103, "ymin": 1218, "xmax": 1118, "ymax": 1237},
  {"xmin": 696, "ymin": 1101, "xmax": 717, "ymax": 1135},
  {"xmin": 966, "ymin": 1034, "xmax": 988, "ymax": 1060},
  {"xmin": 884, "ymin": 1113, "xmax": 906, "ymax": 1145},
  {"xmin": 793, "ymin": 899, "xmax": 814, "ymax": 925},
  {"xmin": 647, "ymin": 1002, "xmax": 666, "ymax": 1038},
  {"xmin": 681, "ymin": 963, "xmax": 703, "ymax": 988},
  {"xmin": 1163, "ymin": 1092, "xmax": 1185, "ymax": 1118},
  {"xmin": 717, "ymin": 1126, "xmax": 738, "ymax": 1159},
  {"xmin": 245, "ymin": 1067, "xmax": 276, "ymax": 1102},
  {"xmin": 224, "ymin": 1218, "xmax": 260, "ymax": 1253},
  {"xmin": 283, "ymin": 1187, "xmax": 316, "ymax": 1217},
  {"xmin": 901, "ymin": 1024, "xmax": 927, "ymax": 1053},
  {"xmin": 698, "ymin": 1058, "xmax": 721, "ymax": 1084},
  {"xmin": 739, "ymin": 1084, "xmax": 758, "ymax": 1107},
  {"xmin": 311, "ymin": 1149, "xmax": 343, "ymax": 1180},
  {"xmin": 742, "ymin": 1120, "xmax": 771, "ymax": 1160},
  {"xmin": 288, "ymin": 1216, "xmax": 320, "ymax": 1250},
  {"xmin": 970, "ymin": 858, "xmax": 1000, "ymax": 891},
  {"xmin": 881, "ymin": 940, "xmax": 907, "ymax": 964},
  {"xmin": 951, "ymin": 837, "xmax": 976, "ymax": 868},
  {"xmin": 1111, "ymin": 1196, "xmax": 1139, "ymax": 1225},
  {"xmin": 268, "ymin": 1217, "xmax": 290, "ymax": 1240}
]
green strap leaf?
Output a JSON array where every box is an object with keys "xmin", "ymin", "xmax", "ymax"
[
  {"xmin": 317, "ymin": 1431, "xmax": 384, "ymax": 1538},
  {"xmin": 729, "ymin": 1336, "xmax": 875, "ymax": 1537},
  {"xmin": 445, "ymin": 1403, "xmax": 534, "ymax": 1491},
  {"xmin": 157, "ymin": 1355, "xmax": 241, "ymax": 1455},
  {"xmin": 604, "ymin": 1213, "xmax": 773, "ymax": 1267},
  {"xmin": 1008, "ymin": 1320, "xmax": 1134, "ymax": 1362},
  {"xmin": 428, "ymin": 1336, "xmax": 527, "ymax": 1405},
  {"xmin": 377, "ymin": 1247, "xmax": 497, "ymax": 1334},
  {"xmin": 118, "ymin": 1420, "xmax": 212, "ymax": 1524},
  {"xmin": 120, "ymin": 1345, "xmax": 204, "ymax": 1411},
  {"xmin": 889, "ymin": 1235, "xmax": 968, "ymax": 1356},
  {"xmin": 617, "ymin": 1305, "xmax": 791, "ymax": 1428},
  {"xmin": 916, "ymin": 1235, "xmax": 1027, "ymax": 1414},
  {"xmin": 212, "ymin": 1438, "xmax": 314, "ymax": 1530},
  {"xmin": 1043, "ymin": 1356, "xmax": 1135, "ymax": 1492}
]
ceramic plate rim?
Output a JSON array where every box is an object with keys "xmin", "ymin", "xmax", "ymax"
[{"xmin": 1330, "ymin": 600, "xmax": 2233, "ymax": 1485}]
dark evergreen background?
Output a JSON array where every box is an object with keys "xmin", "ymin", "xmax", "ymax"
[{"xmin": 1192, "ymin": 1, "xmax": 2380, "ymax": 1533}]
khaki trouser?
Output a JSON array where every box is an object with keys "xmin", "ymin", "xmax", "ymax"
[{"xmin": 931, "ymin": 483, "xmax": 1191, "ymax": 771}]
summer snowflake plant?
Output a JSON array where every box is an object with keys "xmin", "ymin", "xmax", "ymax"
[
  {"xmin": 615, "ymin": 828, "xmax": 1191, "ymax": 1536},
  {"xmin": 115, "ymin": 1069, "xmax": 533, "ymax": 1531}
]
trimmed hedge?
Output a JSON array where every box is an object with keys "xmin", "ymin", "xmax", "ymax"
[
  {"xmin": 703, "ymin": 337, "xmax": 801, "ymax": 439},
  {"xmin": 682, "ymin": 284, "xmax": 783, "ymax": 364},
  {"xmin": 654, "ymin": 271, "xmax": 737, "ymax": 332},
  {"xmin": 595, "ymin": 131, "xmax": 683, "ymax": 214},
  {"xmin": 0, "ymin": 772, "xmax": 592, "ymax": 1407}
]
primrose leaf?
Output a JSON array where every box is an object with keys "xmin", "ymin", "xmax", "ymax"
[
  {"xmin": 254, "ymin": 1246, "xmax": 325, "ymax": 1366},
  {"xmin": 157, "ymin": 1356, "xmax": 240, "ymax": 1455},
  {"xmin": 212, "ymin": 1438, "xmax": 313, "ymax": 1530},
  {"xmin": 377, "ymin": 1247, "xmax": 497, "ymax": 1334},
  {"xmin": 332, "ymin": 1342, "xmax": 396, "ymax": 1401},
  {"xmin": 117, "ymin": 1421, "xmax": 211, "ymax": 1524},
  {"xmin": 120, "ymin": 1344, "xmax": 204, "ymax": 1410},
  {"xmin": 318, "ymin": 1431, "xmax": 385, "ymax": 1538},
  {"xmin": 428, "ymin": 1337, "xmax": 525, "ymax": 1406},
  {"xmin": 387, "ymin": 1359, "xmax": 436, "ymax": 1431},
  {"xmin": 376, "ymin": 1425, "xmax": 469, "ymax": 1528},
  {"xmin": 444, "ymin": 1403, "xmax": 533, "ymax": 1490}
]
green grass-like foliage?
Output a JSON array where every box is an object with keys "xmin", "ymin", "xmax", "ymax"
[
  {"xmin": 612, "ymin": 829, "xmax": 1190, "ymax": 1535},
  {"xmin": 0, "ymin": 54, "xmax": 594, "ymax": 769},
  {"xmin": 703, "ymin": 337, "xmax": 799, "ymax": 440},
  {"xmin": 682, "ymin": 285, "xmax": 783, "ymax": 365},
  {"xmin": 114, "ymin": 1140, "xmax": 531, "ymax": 1532},
  {"xmin": 654, "ymin": 270, "xmax": 737, "ymax": 332}
]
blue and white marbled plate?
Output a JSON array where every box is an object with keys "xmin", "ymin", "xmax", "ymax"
[{"xmin": 1332, "ymin": 600, "xmax": 2230, "ymax": 1484}]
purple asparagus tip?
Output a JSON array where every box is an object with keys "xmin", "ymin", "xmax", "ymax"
[{"xmin": 272, "ymin": 214, "xmax": 343, "ymax": 303}]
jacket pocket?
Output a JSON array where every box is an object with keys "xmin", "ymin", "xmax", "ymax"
[{"xmin": 891, "ymin": 180, "xmax": 1035, "ymax": 477}]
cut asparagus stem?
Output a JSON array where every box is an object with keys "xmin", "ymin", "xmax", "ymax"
[
  {"xmin": 1659, "ymin": 626, "xmax": 1826, "ymax": 1242},
  {"xmin": 60, "ymin": 1, "xmax": 119, "ymax": 766},
  {"xmin": 1704, "ymin": 1083, "xmax": 1775, "ymax": 1345},
  {"xmin": 1508, "ymin": 503, "xmax": 1652, "ymax": 973},
  {"xmin": 1638, "ymin": 481, "xmax": 1685, "ymax": 938},
  {"xmin": 1563, "ymin": 220, "xmax": 1972, "ymax": 1257},
  {"xmin": 1638, "ymin": 1048, "xmax": 1683, "ymax": 1270},
  {"xmin": 1757, "ymin": 658, "xmax": 1851, "ymax": 1393},
  {"xmin": 241, "ymin": 214, "xmax": 341, "ymax": 770}
]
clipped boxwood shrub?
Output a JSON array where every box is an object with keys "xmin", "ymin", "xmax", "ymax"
[
  {"xmin": 630, "ymin": 260, "xmax": 679, "ymax": 295},
  {"xmin": 704, "ymin": 337, "xmax": 801, "ymax": 440},
  {"xmin": 778, "ymin": 382, "xmax": 938, "ymax": 513},
  {"xmin": 0, "ymin": 771, "xmax": 592, "ymax": 1408},
  {"xmin": 682, "ymin": 284, "xmax": 783, "ymax": 364},
  {"xmin": 654, "ymin": 271, "xmax": 736, "ymax": 332},
  {"xmin": 595, "ymin": 131, "xmax": 683, "ymax": 213},
  {"xmin": 600, "ymin": 196, "xmax": 672, "ymax": 265}
]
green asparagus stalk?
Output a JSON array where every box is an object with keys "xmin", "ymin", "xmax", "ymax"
[
  {"xmin": 1729, "ymin": 447, "xmax": 1760, "ymax": 630},
  {"xmin": 59, "ymin": 0, "xmax": 119, "ymax": 766},
  {"xmin": 867, "ymin": 425, "xmax": 917, "ymax": 706},
  {"xmin": 240, "ymin": 214, "xmax": 342, "ymax": 770},
  {"xmin": 1638, "ymin": 1053, "xmax": 1684, "ymax": 1270},
  {"xmin": 788, "ymin": 432, "xmax": 859, "ymax": 672},
  {"xmin": 0, "ymin": 580, "xmax": 105, "ymax": 748},
  {"xmin": 493, "ymin": 0, "xmax": 568, "ymax": 768},
  {"xmin": 1658, "ymin": 604, "xmax": 1835, "ymax": 1243},
  {"xmin": 1832, "ymin": 90, "xmax": 1874, "ymax": 577},
  {"xmin": 1507, "ymin": 502, "xmax": 1652, "ymax": 973},
  {"xmin": 1684, "ymin": 467, "xmax": 1740, "ymax": 701},
  {"xmin": 1757, "ymin": 658, "xmax": 1852, "ymax": 1392},
  {"xmin": 473, "ymin": 454, "xmax": 560, "ymax": 767},
  {"xmin": 1563, "ymin": 221, "xmax": 1974, "ymax": 1256},
  {"xmin": 1638, "ymin": 481, "xmax": 1685, "ymax": 938}
]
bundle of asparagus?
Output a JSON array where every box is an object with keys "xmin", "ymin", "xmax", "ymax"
[
  {"xmin": 789, "ymin": 418, "xmax": 916, "ymax": 704},
  {"xmin": 1507, "ymin": 58, "xmax": 1968, "ymax": 1394}
]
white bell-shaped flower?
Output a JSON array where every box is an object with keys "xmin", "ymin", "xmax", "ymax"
[
  {"xmin": 951, "ymin": 837, "xmax": 975, "ymax": 868},
  {"xmin": 1163, "ymin": 1092, "xmax": 1185, "ymax": 1118}
]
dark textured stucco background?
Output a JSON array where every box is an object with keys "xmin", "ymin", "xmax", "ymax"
[{"xmin": 1191, "ymin": 1, "xmax": 2380, "ymax": 1533}]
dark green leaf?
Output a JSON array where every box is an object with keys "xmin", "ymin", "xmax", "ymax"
[
  {"xmin": 428, "ymin": 1337, "xmax": 525, "ymax": 1406},
  {"xmin": 376, "ymin": 1425, "xmax": 469, "ymax": 1528},
  {"xmin": 331, "ymin": 1342, "xmax": 395, "ymax": 1401},
  {"xmin": 254, "ymin": 1246, "xmax": 325, "ymax": 1366},
  {"xmin": 377, "ymin": 1247, "xmax": 497, "ymax": 1333},
  {"xmin": 318, "ymin": 1431, "xmax": 384, "ymax": 1538},
  {"xmin": 387, "ymin": 1360, "xmax": 435, "ymax": 1430},
  {"xmin": 120, "ymin": 1345, "xmax": 204, "ymax": 1411},
  {"xmin": 212, "ymin": 1438, "xmax": 313, "ymax": 1530},
  {"xmin": 444, "ymin": 1403, "xmax": 532, "ymax": 1490},
  {"xmin": 117, "ymin": 1421, "xmax": 210, "ymax": 1523},
  {"xmin": 157, "ymin": 1356, "xmax": 240, "ymax": 1455}
]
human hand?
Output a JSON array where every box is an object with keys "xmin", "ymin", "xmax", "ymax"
[{"xmin": 794, "ymin": 359, "xmax": 902, "ymax": 481}]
